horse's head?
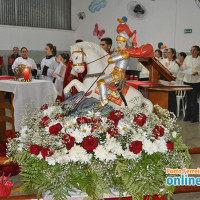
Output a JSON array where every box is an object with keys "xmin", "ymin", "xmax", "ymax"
[
  {"xmin": 71, "ymin": 41, "xmax": 112, "ymax": 75},
  {"xmin": 71, "ymin": 48, "xmax": 86, "ymax": 74}
]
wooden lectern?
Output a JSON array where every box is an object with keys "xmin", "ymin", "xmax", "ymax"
[{"xmin": 138, "ymin": 57, "xmax": 192, "ymax": 109}]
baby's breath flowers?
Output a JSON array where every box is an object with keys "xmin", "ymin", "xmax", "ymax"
[{"xmin": 6, "ymin": 102, "xmax": 190, "ymax": 200}]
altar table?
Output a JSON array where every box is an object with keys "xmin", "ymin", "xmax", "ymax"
[{"xmin": 0, "ymin": 79, "xmax": 57, "ymax": 134}]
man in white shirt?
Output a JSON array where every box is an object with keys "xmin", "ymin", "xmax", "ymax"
[
  {"xmin": 180, "ymin": 45, "xmax": 200, "ymax": 122},
  {"xmin": 12, "ymin": 47, "xmax": 37, "ymax": 74}
]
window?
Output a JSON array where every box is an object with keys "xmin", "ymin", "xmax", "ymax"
[{"xmin": 0, "ymin": 0, "xmax": 71, "ymax": 30}]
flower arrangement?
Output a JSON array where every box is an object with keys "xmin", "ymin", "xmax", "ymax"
[{"xmin": 6, "ymin": 99, "xmax": 191, "ymax": 200}]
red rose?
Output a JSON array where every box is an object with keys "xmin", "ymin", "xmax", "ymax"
[
  {"xmin": 107, "ymin": 126, "xmax": 119, "ymax": 137},
  {"xmin": 91, "ymin": 118, "xmax": 102, "ymax": 130},
  {"xmin": 62, "ymin": 134, "xmax": 75, "ymax": 150},
  {"xmin": 82, "ymin": 136, "xmax": 98, "ymax": 152},
  {"xmin": 129, "ymin": 141, "xmax": 143, "ymax": 154},
  {"xmin": 41, "ymin": 147, "xmax": 54, "ymax": 159},
  {"xmin": 107, "ymin": 116, "xmax": 119, "ymax": 127},
  {"xmin": 49, "ymin": 123, "xmax": 63, "ymax": 136},
  {"xmin": 40, "ymin": 104, "xmax": 48, "ymax": 110},
  {"xmin": 133, "ymin": 113, "xmax": 146, "ymax": 127},
  {"xmin": 6, "ymin": 130, "xmax": 13, "ymax": 139},
  {"xmin": 166, "ymin": 141, "xmax": 174, "ymax": 150},
  {"xmin": 40, "ymin": 116, "xmax": 51, "ymax": 128},
  {"xmin": 76, "ymin": 117, "xmax": 91, "ymax": 125},
  {"xmin": 152, "ymin": 125, "xmax": 164, "ymax": 139},
  {"xmin": 30, "ymin": 145, "xmax": 42, "ymax": 155},
  {"xmin": 109, "ymin": 110, "xmax": 124, "ymax": 120}
]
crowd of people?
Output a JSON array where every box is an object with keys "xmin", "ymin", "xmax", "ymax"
[{"xmin": 0, "ymin": 38, "xmax": 199, "ymax": 122}]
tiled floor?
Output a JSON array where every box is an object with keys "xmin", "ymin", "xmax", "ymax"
[{"xmin": 5, "ymin": 111, "xmax": 200, "ymax": 199}]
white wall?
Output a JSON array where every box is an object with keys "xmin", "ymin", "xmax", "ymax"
[
  {"xmin": 72, "ymin": 0, "xmax": 200, "ymax": 52},
  {"xmin": 1, "ymin": 0, "xmax": 199, "ymax": 53},
  {"xmin": 0, "ymin": 25, "xmax": 75, "ymax": 51},
  {"xmin": 175, "ymin": 0, "xmax": 200, "ymax": 52}
]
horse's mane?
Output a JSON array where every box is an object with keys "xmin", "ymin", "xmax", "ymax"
[{"xmin": 70, "ymin": 41, "xmax": 109, "ymax": 67}]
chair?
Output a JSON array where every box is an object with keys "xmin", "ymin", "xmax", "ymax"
[
  {"xmin": 0, "ymin": 76, "xmax": 15, "ymax": 141},
  {"xmin": 176, "ymin": 90, "xmax": 186, "ymax": 118}
]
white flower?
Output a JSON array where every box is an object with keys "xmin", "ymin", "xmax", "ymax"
[
  {"xmin": 70, "ymin": 128, "xmax": 85, "ymax": 143},
  {"xmin": 152, "ymin": 141, "xmax": 159, "ymax": 152},
  {"xmin": 117, "ymin": 121, "xmax": 129, "ymax": 135},
  {"xmin": 94, "ymin": 145, "xmax": 109, "ymax": 161},
  {"xmin": 46, "ymin": 157, "xmax": 56, "ymax": 165},
  {"xmin": 86, "ymin": 110, "xmax": 101, "ymax": 118},
  {"xmin": 105, "ymin": 134, "xmax": 124, "ymax": 155},
  {"xmin": 80, "ymin": 124, "xmax": 91, "ymax": 137},
  {"xmin": 143, "ymin": 140, "xmax": 155, "ymax": 155},
  {"xmin": 172, "ymin": 131, "xmax": 177, "ymax": 138},
  {"xmin": 20, "ymin": 126, "xmax": 28, "ymax": 138},
  {"xmin": 123, "ymin": 149, "xmax": 139, "ymax": 160},
  {"xmin": 68, "ymin": 145, "xmax": 91, "ymax": 163},
  {"xmin": 106, "ymin": 153, "xmax": 116, "ymax": 162},
  {"xmin": 43, "ymin": 106, "xmax": 57, "ymax": 116},
  {"xmin": 37, "ymin": 153, "xmax": 43, "ymax": 160},
  {"xmin": 17, "ymin": 143, "xmax": 23, "ymax": 152},
  {"xmin": 155, "ymin": 139, "xmax": 167, "ymax": 153}
]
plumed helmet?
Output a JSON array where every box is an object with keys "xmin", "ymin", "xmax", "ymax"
[{"xmin": 116, "ymin": 23, "xmax": 134, "ymax": 42}]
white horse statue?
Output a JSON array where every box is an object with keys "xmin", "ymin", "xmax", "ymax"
[{"xmin": 64, "ymin": 41, "xmax": 153, "ymax": 115}]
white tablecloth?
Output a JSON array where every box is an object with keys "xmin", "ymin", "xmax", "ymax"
[{"xmin": 0, "ymin": 79, "xmax": 57, "ymax": 132}]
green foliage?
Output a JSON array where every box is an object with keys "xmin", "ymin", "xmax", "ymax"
[{"xmin": 9, "ymin": 144, "xmax": 190, "ymax": 200}]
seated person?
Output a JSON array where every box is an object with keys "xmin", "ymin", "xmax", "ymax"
[
  {"xmin": 51, "ymin": 53, "xmax": 69, "ymax": 97},
  {"xmin": 161, "ymin": 48, "xmax": 179, "ymax": 77},
  {"xmin": 36, "ymin": 43, "xmax": 59, "ymax": 81},
  {"xmin": 12, "ymin": 47, "xmax": 37, "ymax": 74},
  {"xmin": 100, "ymin": 37, "xmax": 113, "ymax": 55},
  {"xmin": 8, "ymin": 47, "xmax": 20, "ymax": 76}
]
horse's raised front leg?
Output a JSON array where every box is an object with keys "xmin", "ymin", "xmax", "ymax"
[{"xmin": 64, "ymin": 79, "xmax": 87, "ymax": 94}]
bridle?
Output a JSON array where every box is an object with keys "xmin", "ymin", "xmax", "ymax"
[
  {"xmin": 71, "ymin": 48, "xmax": 86, "ymax": 67},
  {"xmin": 71, "ymin": 48, "xmax": 109, "ymax": 67}
]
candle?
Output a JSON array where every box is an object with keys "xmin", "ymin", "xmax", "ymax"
[
  {"xmin": 23, "ymin": 67, "xmax": 29, "ymax": 80},
  {"xmin": 134, "ymin": 75, "xmax": 138, "ymax": 81}
]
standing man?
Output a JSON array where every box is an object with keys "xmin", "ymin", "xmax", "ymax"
[
  {"xmin": 181, "ymin": 45, "xmax": 200, "ymax": 123},
  {"xmin": 12, "ymin": 47, "xmax": 37, "ymax": 73},
  {"xmin": 100, "ymin": 37, "xmax": 113, "ymax": 55},
  {"xmin": 8, "ymin": 47, "xmax": 20, "ymax": 76}
]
